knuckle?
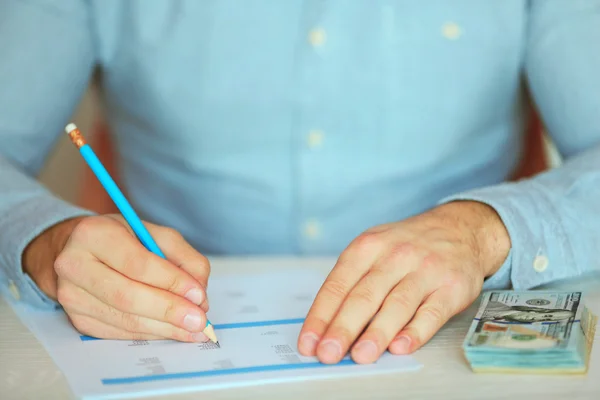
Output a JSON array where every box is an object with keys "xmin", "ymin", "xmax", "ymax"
[
  {"xmin": 403, "ymin": 275, "xmax": 420, "ymax": 293},
  {"xmin": 160, "ymin": 227, "xmax": 183, "ymax": 243},
  {"xmin": 107, "ymin": 304, "xmax": 120, "ymax": 318},
  {"xmin": 364, "ymin": 224, "xmax": 391, "ymax": 235},
  {"xmin": 386, "ymin": 292, "xmax": 411, "ymax": 309},
  {"xmin": 121, "ymin": 313, "xmax": 141, "ymax": 332},
  {"xmin": 70, "ymin": 217, "xmax": 101, "ymax": 242},
  {"xmin": 163, "ymin": 300, "xmax": 178, "ymax": 323},
  {"xmin": 388, "ymin": 242, "xmax": 417, "ymax": 259},
  {"xmin": 386, "ymin": 290, "xmax": 413, "ymax": 309},
  {"xmin": 53, "ymin": 252, "xmax": 78, "ymax": 278},
  {"xmin": 322, "ymin": 279, "xmax": 349, "ymax": 300},
  {"xmin": 353, "ymin": 231, "xmax": 382, "ymax": 254},
  {"xmin": 350, "ymin": 286, "xmax": 376, "ymax": 306},
  {"xmin": 421, "ymin": 253, "xmax": 444, "ymax": 270},
  {"xmin": 420, "ymin": 305, "xmax": 446, "ymax": 323},
  {"xmin": 166, "ymin": 274, "xmax": 183, "ymax": 294},
  {"xmin": 382, "ymin": 243, "xmax": 418, "ymax": 269}
]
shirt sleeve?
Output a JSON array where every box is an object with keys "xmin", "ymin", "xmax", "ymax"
[
  {"xmin": 439, "ymin": 0, "xmax": 600, "ymax": 290},
  {"xmin": 0, "ymin": 0, "xmax": 97, "ymax": 309}
]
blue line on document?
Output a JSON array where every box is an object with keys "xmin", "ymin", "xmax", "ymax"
[
  {"xmin": 213, "ymin": 318, "xmax": 305, "ymax": 329},
  {"xmin": 102, "ymin": 359, "xmax": 357, "ymax": 385},
  {"xmin": 80, "ymin": 318, "xmax": 306, "ymax": 341},
  {"xmin": 80, "ymin": 335, "xmax": 100, "ymax": 341}
]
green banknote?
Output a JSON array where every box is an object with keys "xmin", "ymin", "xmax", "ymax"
[{"xmin": 463, "ymin": 291, "xmax": 597, "ymax": 374}]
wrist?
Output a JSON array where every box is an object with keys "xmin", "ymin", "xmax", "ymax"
[
  {"xmin": 22, "ymin": 217, "xmax": 85, "ymax": 300},
  {"xmin": 436, "ymin": 200, "xmax": 511, "ymax": 278}
]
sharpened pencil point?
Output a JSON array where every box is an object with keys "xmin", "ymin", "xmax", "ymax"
[
  {"xmin": 216, "ymin": 341, "xmax": 220, "ymax": 348},
  {"xmin": 203, "ymin": 324, "xmax": 219, "ymax": 345}
]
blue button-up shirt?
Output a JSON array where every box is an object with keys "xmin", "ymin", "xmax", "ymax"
[{"xmin": 1, "ymin": 0, "xmax": 600, "ymax": 309}]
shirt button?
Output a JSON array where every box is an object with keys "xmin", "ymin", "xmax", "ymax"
[
  {"xmin": 533, "ymin": 256, "xmax": 549, "ymax": 273},
  {"xmin": 308, "ymin": 28, "xmax": 326, "ymax": 46},
  {"xmin": 8, "ymin": 280, "xmax": 20, "ymax": 300},
  {"xmin": 441, "ymin": 22, "xmax": 462, "ymax": 40},
  {"xmin": 303, "ymin": 219, "xmax": 321, "ymax": 239},
  {"xmin": 307, "ymin": 130, "xmax": 324, "ymax": 148}
]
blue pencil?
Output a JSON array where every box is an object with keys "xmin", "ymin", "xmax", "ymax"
[{"xmin": 65, "ymin": 123, "xmax": 218, "ymax": 346}]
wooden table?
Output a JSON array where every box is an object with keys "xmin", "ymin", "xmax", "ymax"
[{"xmin": 1, "ymin": 257, "xmax": 599, "ymax": 400}]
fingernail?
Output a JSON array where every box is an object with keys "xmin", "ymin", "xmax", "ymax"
[
  {"xmin": 184, "ymin": 314, "xmax": 203, "ymax": 331},
  {"xmin": 319, "ymin": 339, "xmax": 342, "ymax": 361},
  {"xmin": 390, "ymin": 336, "xmax": 411, "ymax": 354},
  {"xmin": 353, "ymin": 340, "xmax": 378, "ymax": 363},
  {"xmin": 192, "ymin": 332, "xmax": 209, "ymax": 342},
  {"xmin": 184, "ymin": 288, "xmax": 204, "ymax": 305},
  {"xmin": 299, "ymin": 332, "xmax": 319, "ymax": 354}
]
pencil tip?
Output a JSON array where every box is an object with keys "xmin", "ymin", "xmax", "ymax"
[
  {"xmin": 203, "ymin": 324, "xmax": 219, "ymax": 344},
  {"xmin": 216, "ymin": 341, "xmax": 220, "ymax": 348}
]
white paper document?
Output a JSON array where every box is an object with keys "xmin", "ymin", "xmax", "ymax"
[{"xmin": 5, "ymin": 269, "xmax": 422, "ymax": 399}]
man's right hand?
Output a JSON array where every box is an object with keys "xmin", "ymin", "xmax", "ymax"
[{"xmin": 22, "ymin": 214, "xmax": 212, "ymax": 342}]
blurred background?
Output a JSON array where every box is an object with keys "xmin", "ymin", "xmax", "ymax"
[{"xmin": 39, "ymin": 85, "xmax": 100, "ymax": 205}]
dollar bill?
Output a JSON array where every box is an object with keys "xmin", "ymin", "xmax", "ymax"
[
  {"xmin": 466, "ymin": 291, "xmax": 582, "ymax": 350},
  {"xmin": 463, "ymin": 291, "xmax": 597, "ymax": 374}
]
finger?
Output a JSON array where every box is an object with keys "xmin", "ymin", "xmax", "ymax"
[
  {"xmin": 143, "ymin": 223, "xmax": 211, "ymax": 310},
  {"xmin": 298, "ymin": 232, "xmax": 385, "ymax": 357},
  {"xmin": 388, "ymin": 288, "xmax": 457, "ymax": 355},
  {"xmin": 55, "ymin": 254, "xmax": 208, "ymax": 334},
  {"xmin": 68, "ymin": 216, "xmax": 207, "ymax": 308},
  {"xmin": 313, "ymin": 247, "xmax": 418, "ymax": 364},
  {"xmin": 350, "ymin": 269, "xmax": 437, "ymax": 364},
  {"xmin": 60, "ymin": 282, "xmax": 209, "ymax": 343},
  {"xmin": 68, "ymin": 313, "xmax": 165, "ymax": 341},
  {"xmin": 107, "ymin": 215, "xmax": 211, "ymax": 290}
]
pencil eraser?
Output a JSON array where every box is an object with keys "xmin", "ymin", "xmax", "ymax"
[{"xmin": 65, "ymin": 123, "xmax": 77, "ymax": 134}]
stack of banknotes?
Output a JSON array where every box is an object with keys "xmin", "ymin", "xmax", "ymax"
[{"xmin": 463, "ymin": 290, "xmax": 597, "ymax": 374}]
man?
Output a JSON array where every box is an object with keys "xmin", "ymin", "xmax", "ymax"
[{"xmin": 1, "ymin": 0, "xmax": 599, "ymax": 366}]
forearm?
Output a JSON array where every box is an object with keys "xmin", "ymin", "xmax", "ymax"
[
  {"xmin": 439, "ymin": 144, "xmax": 600, "ymax": 289},
  {"xmin": 0, "ymin": 157, "xmax": 93, "ymax": 307},
  {"xmin": 0, "ymin": 0, "xmax": 97, "ymax": 307},
  {"xmin": 443, "ymin": 0, "xmax": 600, "ymax": 290}
]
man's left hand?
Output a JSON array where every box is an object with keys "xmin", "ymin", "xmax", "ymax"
[{"xmin": 297, "ymin": 201, "xmax": 511, "ymax": 364}]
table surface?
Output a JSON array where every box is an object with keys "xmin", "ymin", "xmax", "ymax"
[{"xmin": 1, "ymin": 257, "xmax": 599, "ymax": 400}]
